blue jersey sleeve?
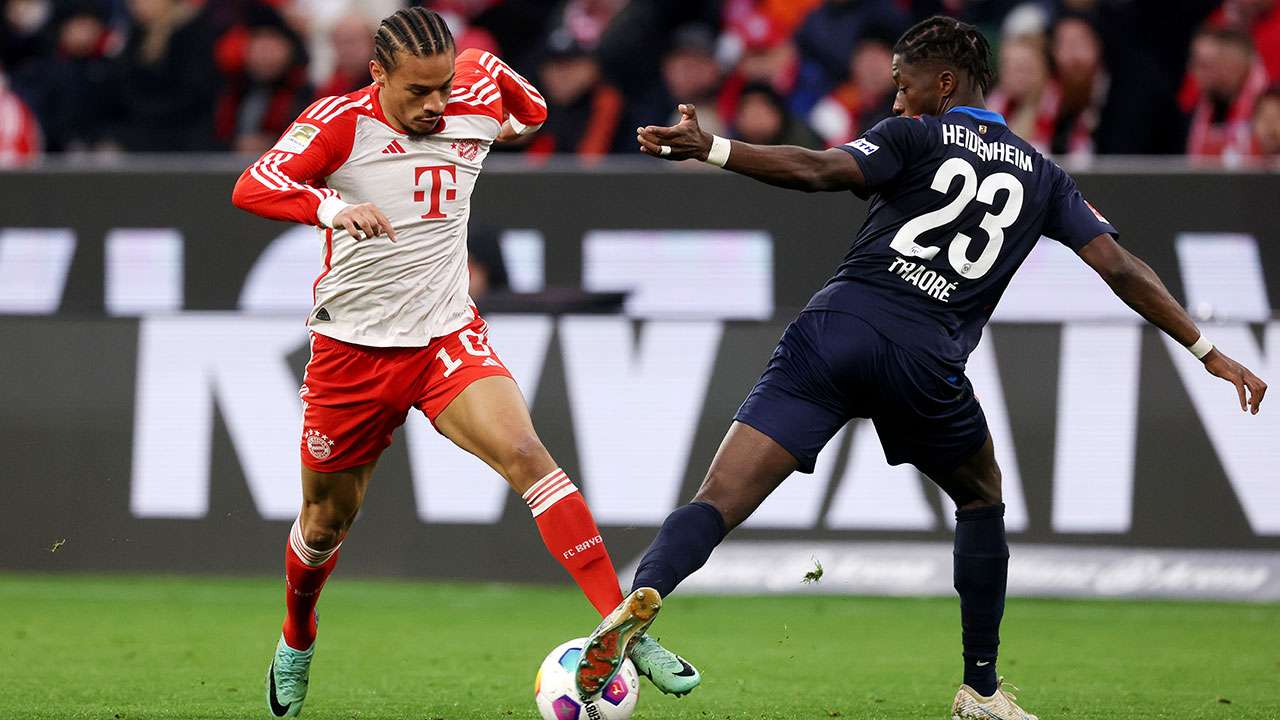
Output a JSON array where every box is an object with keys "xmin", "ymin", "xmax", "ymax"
[
  {"xmin": 1043, "ymin": 163, "xmax": 1119, "ymax": 250},
  {"xmin": 838, "ymin": 116, "xmax": 931, "ymax": 198}
]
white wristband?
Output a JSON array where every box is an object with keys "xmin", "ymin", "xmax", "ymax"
[
  {"xmin": 1187, "ymin": 334, "xmax": 1214, "ymax": 360},
  {"xmin": 316, "ymin": 196, "xmax": 352, "ymax": 229},
  {"xmin": 703, "ymin": 134, "xmax": 731, "ymax": 167}
]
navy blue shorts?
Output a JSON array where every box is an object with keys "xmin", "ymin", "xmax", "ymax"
[{"xmin": 734, "ymin": 310, "xmax": 988, "ymax": 476}]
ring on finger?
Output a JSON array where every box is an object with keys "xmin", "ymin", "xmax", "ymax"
[{"xmin": 659, "ymin": 145, "xmax": 672, "ymax": 157}]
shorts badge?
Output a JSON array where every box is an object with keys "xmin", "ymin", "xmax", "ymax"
[{"xmin": 304, "ymin": 429, "xmax": 335, "ymax": 460}]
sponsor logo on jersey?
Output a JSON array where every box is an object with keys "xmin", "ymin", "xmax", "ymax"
[
  {"xmin": 304, "ymin": 428, "xmax": 334, "ymax": 460},
  {"xmin": 1086, "ymin": 200, "xmax": 1108, "ymax": 223},
  {"xmin": 849, "ymin": 138, "xmax": 880, "ymax": 156},
  {"xmin": 273, "ymin": 123, "xmax": 321, "ymax": 154},
  {"xmin": 451, "ymin": 140, "xmax": 482, "ymax": 161}
]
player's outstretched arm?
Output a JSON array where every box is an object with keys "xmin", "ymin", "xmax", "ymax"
[
  {"xmin": 636, "ymin": 104, "xmax": 865, "ymax": 193},
  {"xmin": 1078, "ymin": 233, "xmax": 1267, "ymax": 414}
]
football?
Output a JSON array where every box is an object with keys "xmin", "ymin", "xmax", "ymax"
[{"xmin": 535, "ymin": 637, "xmax": 639, "ymax": 720}]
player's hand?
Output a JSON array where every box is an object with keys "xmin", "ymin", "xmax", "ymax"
[
  {"xmin": 496, "ymin": 118, "xmax": 522, "ymax": 143},
  {"xmin": 1202, "ymin": 348, "xmax": 1267, "ymax": 414},
  {"xmin": 334, "ymin": 203, "xmax": 397, "ymax": 242},
  {"xmin": 637, "ymin": 104, "xmax": 713, "ymax": 161}
]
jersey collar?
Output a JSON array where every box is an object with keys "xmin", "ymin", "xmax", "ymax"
[{"xmin": 946, "ymin": 106, "xmax": 1007, "ymax": 126}]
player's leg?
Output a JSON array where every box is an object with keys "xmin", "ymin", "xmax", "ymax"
[
  {"xmin": 432, "ymin": 375, "xmax": 652, "ymax": 698},
  {"xmin": 603, "ymin": 312, "xmax": 850, "ymax": 697},
  {"xmin": 633, "ymin": 311, "xmax": 852, "ymax": 598},
  {"xmin": 268, "ymin": 459, "xmax": 377, "ymax": 718},
  {"xmin": 931, "ymin": 441, "xmax": 1034, "ymax": 719},
  {"xmin": 927, "ymin": 437, "xmax": 1010, "ymax": 697},
  {"xmin": 269, "ymin": 331, "xmax": 404, "ymax": 718},
  {"xmin": 432, "ymin": 374, "xmax": 626, "ymax": 617},
  {"xmin": 630, "ymin": 421, "xmax": 798, "ymax": 597},
  {"xmin": 283, "ymin": 460, "xmax": 376, "ymax": 650}
]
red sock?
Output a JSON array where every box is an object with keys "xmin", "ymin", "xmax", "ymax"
[
  {"xmin": 524, "ymin": 469, "xmax": 625, "ymax": 617},
  {"xmin": 282, "ymin": 518, "xmax": 342, "ymax": 651}
]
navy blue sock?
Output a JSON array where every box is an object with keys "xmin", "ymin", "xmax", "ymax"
[
  {"xmin": 954, "ymin": 503, "xmax": 1008, "ymax": 698},
  {"xmin": 631, "ymin": 502, "xmax": 728, "ymax": 597}
]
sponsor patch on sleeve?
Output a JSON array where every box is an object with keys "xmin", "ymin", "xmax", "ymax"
[
  {"xmin": 1085, "ymin": 200, "xmax": 1108, "ymax": 223},
  {"xmin": 848, "ymin": 137, "xmax": 880, "ymax": 156},
  {"xmin": 273, "ymin": 123, "xmax": 321, "ymax": 154}
]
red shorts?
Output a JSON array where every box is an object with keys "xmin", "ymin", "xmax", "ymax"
[{"xmin": 299, "ymin": 314, "xmax": 512, "ymax": 472}]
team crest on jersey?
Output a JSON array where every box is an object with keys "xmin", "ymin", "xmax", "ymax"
[
  {"xmin": 304, "ymin": 428, "xmax": 334, "ymax": 460},
  {"xmin": 848, "ymin": 138, "xmax": 880, "ymax": 156},
  {"xmin": 274, "ymin": 123, "xmax": 320, "ymax": 154},
  {"xmin": 451, "ymin": 140, "xmax": 482, "ymax": 161}
]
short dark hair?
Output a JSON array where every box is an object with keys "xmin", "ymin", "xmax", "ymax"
[
  {"xmin": 1196, "ymin": 24, "xmax": 1255, "ymax": 54},
  {"xmin": 374, "ymin": 7, "xmax": 454, "ymax": 71},
  {"xmin": 892, "ymin": 16, "xmax": 995, "ymax": 95}
]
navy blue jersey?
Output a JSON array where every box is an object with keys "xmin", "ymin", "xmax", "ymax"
[{"xmin": 809, "ymin": 107, "xmax": 1117, "ymax": 372}]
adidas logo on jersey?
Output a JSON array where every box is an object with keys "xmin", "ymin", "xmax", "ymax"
[{"xmin": 381, "ymin": 140, "xmax": 407, "ymax": 155}]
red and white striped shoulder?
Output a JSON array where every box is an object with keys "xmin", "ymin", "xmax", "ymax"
[
  {"xmin": 299, "ymin": 90, "xmax": 376, "ymax": 127},
  {"xmin": 448, "ymin": 49, "xmax": 547, "ymax": 131}
]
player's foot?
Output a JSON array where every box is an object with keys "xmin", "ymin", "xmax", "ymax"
[
  {"xmin": 266, "ymin": 635, "xmax": 314, "ymax": 718},
  {"xmin": 628, "ymin": 634, "xmax": 701, "ymax": 697},
  {"xmin": 951, "ymin": 678, "xmax": 1039, "ymax": 720},
  {"xmin": 574, "ymin": 587, "xmax": 662, "ymax": 699}
]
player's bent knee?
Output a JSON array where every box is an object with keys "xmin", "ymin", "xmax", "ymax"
[
  {"xmin": 300, "ymin": 522, "xmax": 344, "ymax": 551},
  {"xmin": 500, "ymin": 433, "xmax": 552, "ymax": 480},
  {"xmin": 692, "ymin": 476, "xmax": 750, "ymax": 532}
]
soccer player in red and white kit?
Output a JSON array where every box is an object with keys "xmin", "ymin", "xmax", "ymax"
[{"xmin": 231, "ymin": 8, "xmax": 667, "ymax": 717}]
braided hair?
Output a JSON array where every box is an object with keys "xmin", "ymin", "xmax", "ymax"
[
  {"xmin": 892, "ymin": 16, "xmax": 995, "ymax": 95},
  {"xmin": 374, "ymin": 7, "xmax": 455, "ymax": 71}
]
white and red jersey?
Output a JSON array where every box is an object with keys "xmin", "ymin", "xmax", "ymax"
[{"xmin": 232, "ymin": 49, "xmax": 546, "ymax": 346}]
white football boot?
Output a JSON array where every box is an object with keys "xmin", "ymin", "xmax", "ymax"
[{"xmin": 952, "ymin": 678, "xmax": 1039, "ymax": 720}]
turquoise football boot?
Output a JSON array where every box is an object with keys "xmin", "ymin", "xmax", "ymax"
[
  {"xmin": 266, "ymin": 635, "xmax": 314, "ymax": 717},
  {"xmin": 629, "ymin": 634, "xmax": 701, "ymax": 697}
]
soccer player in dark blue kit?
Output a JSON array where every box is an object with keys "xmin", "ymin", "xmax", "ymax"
[{"xmin": 573, "ymin": 16, "xmax": 1269, "ymax": 719}]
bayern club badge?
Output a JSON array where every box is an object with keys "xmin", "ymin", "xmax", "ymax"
[{"xmin": 304, "ymin": 429, "xmax": 335, "ymax": 460}]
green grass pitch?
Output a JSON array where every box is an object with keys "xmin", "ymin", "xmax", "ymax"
[{"xmin": 1, "ymin": 574, "xmax": 1277, "ymax": 719}]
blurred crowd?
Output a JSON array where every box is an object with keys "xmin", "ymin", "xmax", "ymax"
[{"xmin": 1, "ymin": 0, "xmax": 1279, "ymax": 166}]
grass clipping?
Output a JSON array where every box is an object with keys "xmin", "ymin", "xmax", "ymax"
[{"xmin": 802, "ymin": 557, "xmax": 824, "ymax": 584}]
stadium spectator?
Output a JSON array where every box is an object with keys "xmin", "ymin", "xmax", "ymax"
[
  {"xmin": 315, "ymin": 12, "xmax": 374, "ymax": 97},
  {"xmin": 11, "ymin": 0, "xmax": 114, "ymax": 152},
  {"xmin": 906, "ymin": 0, "xmax": 1032, "ymax": 26},
  {"xmin": 1221, "ymin": 0, "xmax": 1280, "ymax": 79},
  {"xmin": 732, "ymin": 81, "xmax": 823, "ymax": 149},
  {"xmin": 807, "ymin": 32, "xmax": 896, "ymax": 146},
  {"xmin": 557, "ymin": 0, "xmax": 626, "ymax": 50},
  {"xmin": 1187, "ymin": 25, "xmax": 1270, "ymax": 158},
  {"xmin": 986, "ymin": 33, "xmax": 1052, "ymax": 152},
  {"xmin": 215, "ymin": 3, "xmax": 313, "ymax": 155},
  {"xmin": 1044, "ymin": 13, "xmax": 1108, "ymax": 158},
  {"xmin": 0, "ymin": 68, "xmax": 42, "ymax": 166},
  {"xmin": 631, "ymin": 23, "xmax": 727, "ymax": 135},
  {"xmin": 717, "ymin": 11, "xmax": 800, "ymax": 126},
  {"xmin": 1252, "ymin": 83, "xmax": 1280, "ymax": 156},
  {"xmin": 526, "ymin": 30, "xmax": 625, "ymax": 158},
  {"xmin": 1, "ymin": 0, "xmax": 54, "ymax": 71},
  {"xmin": 102, "ymin": 0, "xmax": 220, "ymax": 152},
  {"xmin": 789, "ymin": 0, "xmax": 908, "ymax": 115}
]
